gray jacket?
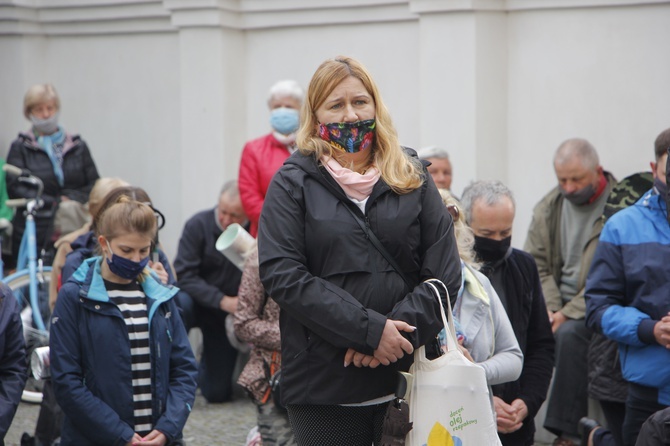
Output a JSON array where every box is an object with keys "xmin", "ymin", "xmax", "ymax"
[{"xmin": 454, "ymin": 264, "xmax": 523, "ymax": 386}]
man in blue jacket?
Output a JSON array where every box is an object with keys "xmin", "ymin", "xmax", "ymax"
[
  {"xmin": 585, "ymin": 127, "xmax": 670, "ymax": 446},
  {"xmin": 0, "ymin": 283, "xmax": 28, "ymax": 445}
]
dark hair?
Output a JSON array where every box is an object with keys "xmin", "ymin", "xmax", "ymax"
[{"xmin": 654, "ymin": 127, "xmax": 670, "ymax": 161}]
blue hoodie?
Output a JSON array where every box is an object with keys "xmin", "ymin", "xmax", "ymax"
[
  {"xmin": 50, "ymin": 257, "xmax": 198, "ymax": 445},
  {"xmin": 586, "ymin": 190, "xmax": 670, "ymax": 404}
]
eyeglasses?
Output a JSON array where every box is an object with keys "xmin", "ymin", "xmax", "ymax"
[{"xmin": 446, "ymin": 205, "xmax": 460, "ymax": 221}]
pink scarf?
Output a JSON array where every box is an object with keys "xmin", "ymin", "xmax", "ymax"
[{"xmin": 321, "ymin": 156, "xmax": 381, "ymax": 201}]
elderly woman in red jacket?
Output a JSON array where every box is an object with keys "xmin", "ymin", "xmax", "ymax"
[{"xmin": 238, "ymin": 79, "xmax": 304, "ymax": 237}]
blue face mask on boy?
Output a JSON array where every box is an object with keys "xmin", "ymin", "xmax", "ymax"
[{"xmin": 105, "ymin": 240, "xmax": 149, "ymax": 280}]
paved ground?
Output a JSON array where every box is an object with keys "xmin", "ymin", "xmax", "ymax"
[
  {"xmin": 5, "ymin": 395, "xmax": 558, "ymax": 446},
  {"xmin": 5, "ymin": 390, "xmax": 257, "ymax": 446},
  {"xmin": 4, "ymin": 328, "xmax": 557, "ymax": 445}
]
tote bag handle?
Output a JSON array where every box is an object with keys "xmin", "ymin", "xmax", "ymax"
[{"xmin": 422, "ymin": 278, "xmax": 459, "ymax": 354}]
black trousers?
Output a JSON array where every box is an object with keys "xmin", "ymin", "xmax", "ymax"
[
  {"xmin": 544, "ymin": 319, "xmax": 592, "ymax": 438},
  {"xmin": 35, "ymin": 379, "xmax": 63, "ymax": 445},
  {"xmin": 286, "ymin": 402, "xmax": 387, "ymax": 446},
  {"xmin": 195, "ymin": 304, "xmax": 238, "ymax": 403}
]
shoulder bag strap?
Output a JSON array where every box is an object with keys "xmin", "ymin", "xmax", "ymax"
[
  {"xmin": 315, "ymin": 163, "xmax": 413, "ymax": 291},
  {"xmin": 340, "ymin": 203, "xmax": 413, "ymax": 291}
]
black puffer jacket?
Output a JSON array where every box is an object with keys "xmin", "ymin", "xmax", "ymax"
[
  {"xmin": 258, "ymin": 149, "xmax": 462, "ymax": 405},
  {"xmin": 6, "ymin": 131, "xmax": 99, "ymax": 261}
]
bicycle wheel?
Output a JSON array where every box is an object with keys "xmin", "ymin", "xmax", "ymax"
[{"xmin": 4, "ymin": 267, "xmax": 52, "ymax": 404}]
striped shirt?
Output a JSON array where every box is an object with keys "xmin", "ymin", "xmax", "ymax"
[{"xmin": 105, "ymin": 279, "xmax": 153, "ymax": 436}]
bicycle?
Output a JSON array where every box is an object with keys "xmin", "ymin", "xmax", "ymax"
[{"xmin": 1, "ymin": 164, "xmax": 53, "ymax": 404}]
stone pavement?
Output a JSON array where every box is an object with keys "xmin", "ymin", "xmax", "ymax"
[
  {"xmin": 5, "ymin": 390, "xmax": 258, "ymax": 446},
  {"xmin": 5, "ymin": 395, "xmax": 558, "ymax": 446}
]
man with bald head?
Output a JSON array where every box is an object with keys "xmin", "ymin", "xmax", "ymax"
[{"xmin": 525, "ymin": 138, "xmax": 617, "ymax": 446}]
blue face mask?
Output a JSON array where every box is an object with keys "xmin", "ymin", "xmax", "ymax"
[
  {"xmin": 105, "ymin": 241, "xmax": 149, "ymax": 280},
  {"xmin": 269, "ymin": 107, "xmax": 300, "ymax": 135}
]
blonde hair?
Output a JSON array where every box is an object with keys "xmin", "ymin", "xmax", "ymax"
[
  {"xmin": 438, "ymin": 189, "xmax": 480, "ymax": 269},
  {"xmin": 23, "ymin": 84, "xmax": 60, "ymax": 119},
  {"xmin": 296, "ymin": 56, "xmax": 423, "ymax": 194},
  {"xmin": 97, "ymin": 196, "xmax": 157, "ymax": 243},
  {"xmin": 88, "ymin": 178, "xmax": 130, "ymax": 219}
]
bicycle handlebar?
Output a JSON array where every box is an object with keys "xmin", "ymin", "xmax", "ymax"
[
  {"xmin": 5, "ymin": 198, "xmax": 29, "ymax": 208},
  {"xmin": 3, "ymin": 164, "xmax": 44, "ymax": 212},
  {"xmin": 2, "ymin": 163, "xmax": 24, "ymax": 177}
]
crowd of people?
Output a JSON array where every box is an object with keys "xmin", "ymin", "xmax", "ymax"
[{"xmin": 0, "ymin": 57, "xmax": 668, "ymax": 446}]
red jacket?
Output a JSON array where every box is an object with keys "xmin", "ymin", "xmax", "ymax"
[{"xmin": 238, "ymin": 133, "xmax": 291, "ymax": 237}]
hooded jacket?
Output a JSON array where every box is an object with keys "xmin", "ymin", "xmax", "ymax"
[
  {"xmin": 61, "ymin": 231, "xmax": 176, "ymax": 286},
  {"xmin": 7, "ymin": 131, "xmax": 99, "ymax": 206},
  {"xmin": 0, "ymin": 284, "xmax": 27, "ymax": 442},
  {"xmin": 258, "ymin": 149, "xmax": 462, "ymax": 405},
  {"xmin": 586, "ymin": 190, "xmax": 670, "ymax": 405},
  {"xmin": 6, "ymin": 130, "xmax": 99, "ymax": 262},
  {"xmin": 50, "ymin": 258, "xmax": 198, "ymax": 445}
]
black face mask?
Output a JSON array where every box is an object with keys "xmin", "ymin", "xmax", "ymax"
[
  {"xmin": 560, "ymin": 184, "xmax": 596, "ymax": 206},
  {"xmin": 474, "ymin": 236, "xmax": 512, "ymax": 264},
  {"xmin": 654, "ymin": 177, "xmax": 667, "ymax": 199}
]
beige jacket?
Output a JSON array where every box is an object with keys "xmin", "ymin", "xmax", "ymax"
[{"xmin": 523, "ymin": 172, "xmax": 616, "ymax": 320}]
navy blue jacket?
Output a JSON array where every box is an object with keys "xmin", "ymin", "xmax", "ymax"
[
  {"xmin": 586, "ymin": 191, "xmax": 670, "ymax": 404},
  {"xmin": 0, "ymin": 284, "xmax": 27, "ymax": 442},
  {"xmin": 50, "ymin": 258, "xmax": 198, "ymax": 445},
  {"xmin": 173, "ymin": 208, "xmax": 242, "ymax": 309}
]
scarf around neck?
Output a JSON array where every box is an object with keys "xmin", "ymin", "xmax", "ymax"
[
  {"xmin": 36, "ymin": 127, "xmax": 66, "ymax": 186},
  {"xmin": 320, "ymin": 156, "xmax": 380, "ymax": 201}
]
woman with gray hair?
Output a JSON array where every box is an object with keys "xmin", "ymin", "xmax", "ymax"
[
  {"xmin": 238, "ymin": 79, "xmax": 304, "ymax": 237},
  {"xmin": 6, "ymin": 83, "xmax": 99, "ymax": 269}
]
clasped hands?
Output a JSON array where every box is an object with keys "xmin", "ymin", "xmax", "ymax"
[
  {"xmin": 125, "ymin": 429, "xmax": 166, "ymax": 446},
  {"xmin": 493, "ymin": 397, "xmax": 528, "ymax": 434},
  {"xmin": 344, "ymin": 319, "xmax": 415, "ymax": 368}
]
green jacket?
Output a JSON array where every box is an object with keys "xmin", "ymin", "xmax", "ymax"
[
  {"xmin": 0, "ymin": 159, "xmax": 13, "ymax": 222},
  {"xmin": 523, "ymin": 172, "xmax": 617, "ymax": 319}
]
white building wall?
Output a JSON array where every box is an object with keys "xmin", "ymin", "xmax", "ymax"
[
  {"xmin": 507, "ymin": 2, "xmax": 670, "ymax": 244},
  {"xmin": 0, "ymin": 0, "xmax": 668, "ymax": 258}
]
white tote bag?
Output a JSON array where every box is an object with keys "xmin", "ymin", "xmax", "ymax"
[{"xmin": 407, "ymin": 279, "xmax": 502, "ymax": 446}]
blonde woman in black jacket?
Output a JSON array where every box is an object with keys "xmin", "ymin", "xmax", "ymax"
[
  {"xmin": 7, "ymin": 84, "xmax": 99, "ymax": 267},
  {"xmin": 257, "ymin": 56, "xmax": 462, "ymax": 446}
]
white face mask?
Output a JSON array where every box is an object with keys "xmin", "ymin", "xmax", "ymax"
[
  {"xmin": 273, "ymin": 131, "xmax": 296, "ymax": 147},
  {"xmin": 30, "ymin": 113, "xmax": 59, "ymax": 135}
]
